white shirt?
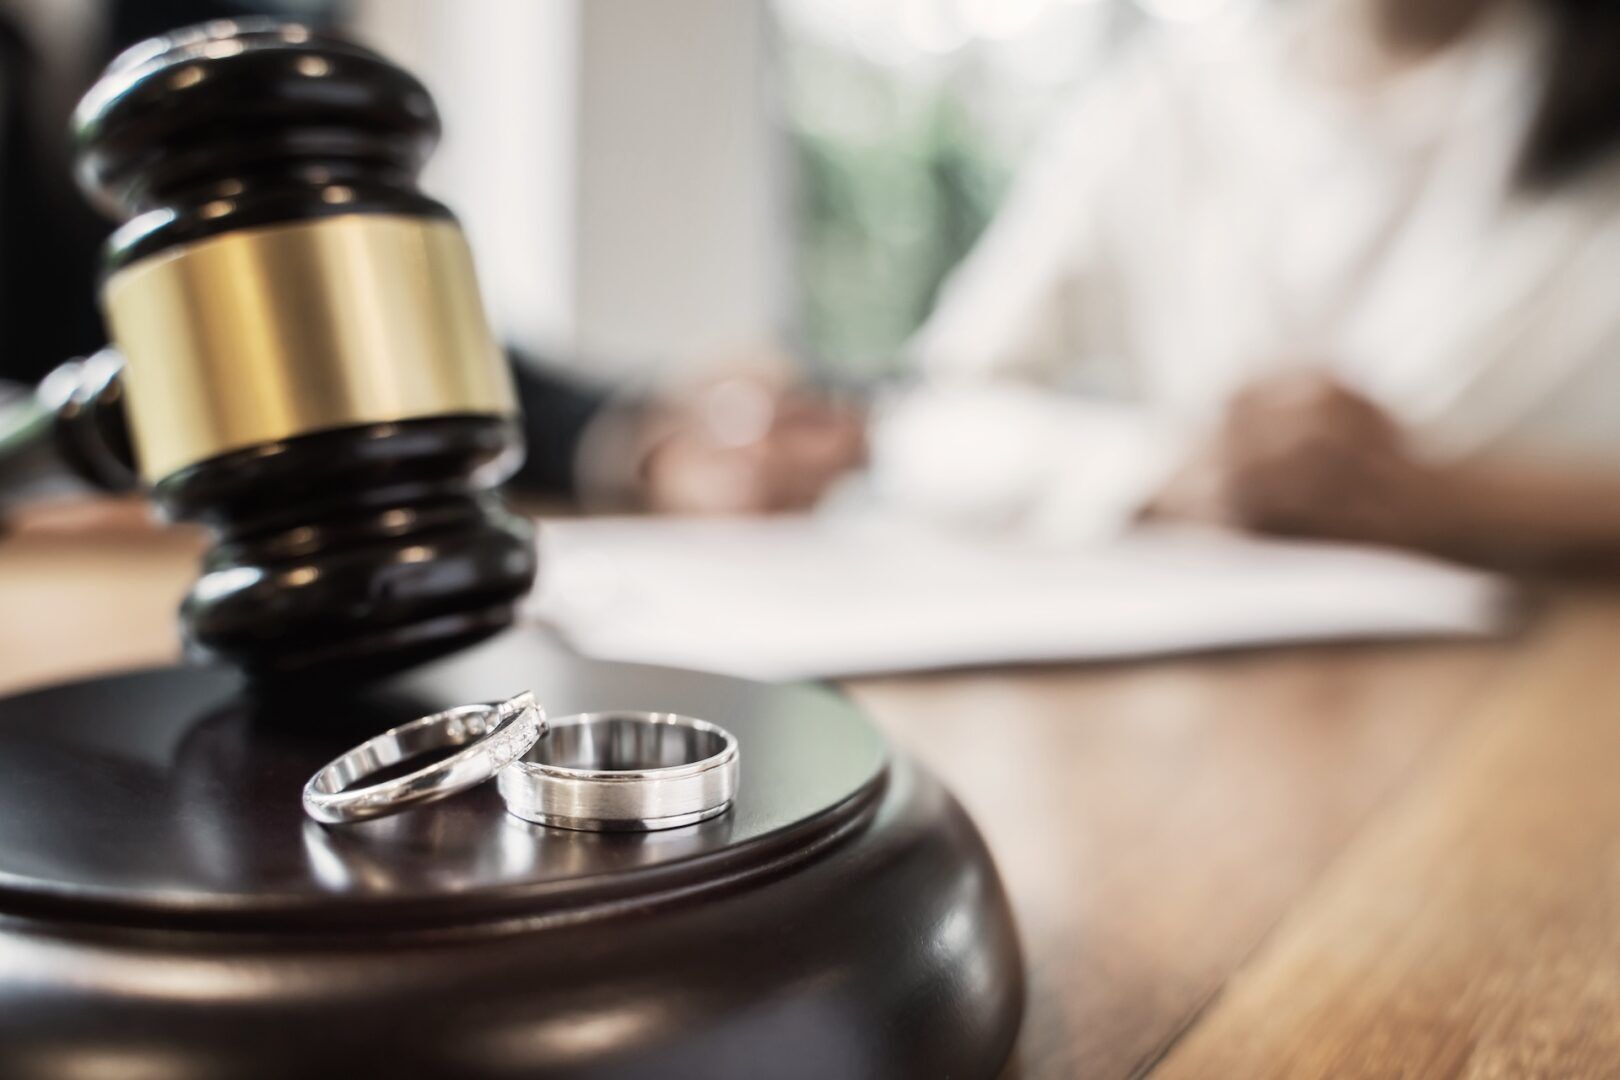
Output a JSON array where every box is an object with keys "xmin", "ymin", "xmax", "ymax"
[{"xmin": 871, "ymin": 1, "xmax": 1620, "ymax": 538}]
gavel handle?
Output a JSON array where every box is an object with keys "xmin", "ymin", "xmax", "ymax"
[{"xmin": 0, "ymin": 349, "xmax": 138, "ymax": 503}]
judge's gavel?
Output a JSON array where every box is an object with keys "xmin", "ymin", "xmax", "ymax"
[{"xmin": 42, "ymin": 19, "xmax": 537, "ymax": 682}]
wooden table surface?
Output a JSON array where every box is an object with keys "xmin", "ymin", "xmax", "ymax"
[{"xmin": 3, "ymin": 508, "xmax": 1617, "ymax": 1079}]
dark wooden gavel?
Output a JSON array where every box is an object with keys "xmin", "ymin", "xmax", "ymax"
[{"xmin": 39, "ymin": 19, "xmax": 537, "ymax": 683}]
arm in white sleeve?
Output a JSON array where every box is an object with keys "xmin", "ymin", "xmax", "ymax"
[
  {"xmin": 873, "ymin": 44, "xmax": 1192, "ymax": 540},
  {"xmin": 907, "ymin": 41, "xmax": 1170, "ymax": 386}
]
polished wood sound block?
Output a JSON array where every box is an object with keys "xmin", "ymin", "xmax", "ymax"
[{"xmin": 0, "ymin": 630, "xmax": 1022, "ymax": 1079}]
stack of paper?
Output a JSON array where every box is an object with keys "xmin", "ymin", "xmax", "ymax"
[{"xmin": 526, "ymin": 515, "xmax": 1511, "ymax": 682}]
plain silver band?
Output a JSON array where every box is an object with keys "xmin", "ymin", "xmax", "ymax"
[
  {"xmin": 497, "ymin": 711, "xmax": 739, "ymax": 832},
  {"xmin": 303, "ymin": 692, "xmax": 545, "ymax": 825}
]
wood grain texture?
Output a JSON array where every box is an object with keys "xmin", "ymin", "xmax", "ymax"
[
  {"xmin": 1151, "ymin": 591, "xmax": 1620, "ymax": 1080},
  {"xmin": 854, "ymin": 635, "xmax": 1510, "ymax": 1079},
  {"xmin": 6, "ymin": 504, "xmax": 1587, "ymax": 1080},
  {"xmin": 0, "ymin": 506, "xmax": 198, "ymax": 694}
]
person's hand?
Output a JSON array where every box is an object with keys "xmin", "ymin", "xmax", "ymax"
[
  {"xmin": 639, "ymin": 376, "xmax": 867, "ymax": 515},
  {"xmin": 1150, "ymin": 371, "xmax": 1449, "ymax": 546}
]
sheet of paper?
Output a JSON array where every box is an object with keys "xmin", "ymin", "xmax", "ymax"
[{"xmin": 526, "ymin": 515, "xmax": 1511, "ymax": 682}]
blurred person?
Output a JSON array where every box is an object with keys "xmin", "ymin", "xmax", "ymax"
[
  {"xmin": 758, "ymin": 0, "xmax": 1620, "ymax": 570},
  {"xmin": 0, "ymin": 0, "xmax": 863, "ymax": 519}
]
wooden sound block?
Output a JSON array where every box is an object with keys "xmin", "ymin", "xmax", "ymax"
[{"xmin": 0, "ymin": 629, "xmax": 1023, "ymax": 1079}]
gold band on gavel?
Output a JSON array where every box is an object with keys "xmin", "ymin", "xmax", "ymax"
[{"xmin": 102, "ymin": 213, "xmax": 517, "ymax": 483}]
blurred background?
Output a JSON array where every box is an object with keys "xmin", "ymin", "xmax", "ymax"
[
  {"xmin": 4, "ymin": 0, "xmax": 1620, "ymax": 564},
  {"xmin": 355, "ymin": 0, "xmax": 1201, "ymax": 384}
]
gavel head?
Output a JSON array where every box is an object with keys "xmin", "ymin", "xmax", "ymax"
[{"xmin": 73, "ymin": 19, "xmax": 537, "ymax": 684}]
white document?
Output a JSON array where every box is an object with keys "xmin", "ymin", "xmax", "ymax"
[{"xmin": 526, "ymin": 515, "xmax": 1511, "ymax": 682}]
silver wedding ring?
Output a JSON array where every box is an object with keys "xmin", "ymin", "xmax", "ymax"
[
  {"xmin": 302, "ymin": 698, "xmax": 739, "ymax": 833},
  {"xmin": 498, "ymin": 711, "xmax": 740, "ymax": 832},
  {"xmin": 302, "ymin": 692, "xmax": 545, "ymax": 825}
]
